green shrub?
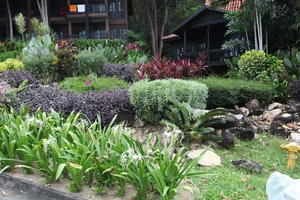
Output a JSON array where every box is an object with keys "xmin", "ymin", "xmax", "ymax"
[
  {"xmin": 197, "ymin": 77, "xmax": 274, "ymax": 108},
  {"xmin": 129, "ymin": 79, "xmax": 208, "ymax": 123},
  {"xmin": 238, "ymin": 50, "xmax": 284, "ymax": 81},
  {"xmin": 0, "ymin": 58, "xmax": 25, "ymax": 71},
  {"xmin": 70, "ymin": 38, "xmax": 126, "ymax": 50},
  {"xmin": 76, "ymin": 48, "xmax": 106, "ymax": 75},
  {"xmin": 0, "ymin": 50, "xmax": 21, "ymax": 62},
  {"xmin": 59, "ymin": 76, "xmax": 129, "ymax": 93},
  {"xmin": 21, "ymin": 35, "xmax": 57, "ymax": 83}
]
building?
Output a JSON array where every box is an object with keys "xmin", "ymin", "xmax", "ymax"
[
  {"xmin": 164, "ymin": 0, "xmax": 242, "ymax": 67},
  {"xmin": 0, "ymin": 0, "xmax": 132, "ymax": 40}
]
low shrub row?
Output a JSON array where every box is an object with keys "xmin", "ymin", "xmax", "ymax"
[
  {"xmin": 197, "ymin": 77, "xmax": 274, "ymax": 108},
  {"xmin": 102, "ymin": 63, "xmax": 136, "ymax": 82},
  {"xmin": 129, "ymin": 79, "xmax": 208, "ymax": 123},
  {"xmin": 0, "ymin": 70, "xmax": 37, "ymax": 87},
  {"xmin": 70, "ymin": 38, "xmax": 126, "ymax": 50},
  {"xmin": 16, "ymin": 84, "xmax": 132, "ymax": 124},
  {"xmin": 0, "ymin": 50, "xmax": 21, "ymax": 62}
]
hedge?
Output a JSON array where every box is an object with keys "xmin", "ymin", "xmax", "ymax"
[
  {"xmin": 197, "ymin": 77, "xmax": 274, "ymax": 108},
  {"xmin": 129, "ymin": 79, "xmax": 208, "ymax": 123},
  {"xmin": 70, "ymin": 38, "xmax": 126, "ymax": 50}
]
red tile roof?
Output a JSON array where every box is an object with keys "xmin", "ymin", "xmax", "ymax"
[{"xmin": 205, "ymin": 0, "xmax": 242, "ymax": 11}]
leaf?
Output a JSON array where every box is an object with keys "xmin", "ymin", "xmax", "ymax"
[
  {"xmin": 68, "ymin": 162, "xmax": 82, "ymax": 170},
  {"xmin": 284, "ymin": 57, "xmax": 292, "ymax": 68},
  {"xmin": 55, "ymin": 163, "xmax": 67, "ymax": 180}
]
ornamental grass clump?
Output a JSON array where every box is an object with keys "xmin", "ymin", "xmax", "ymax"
[{"xmin": 129, "ymin": 79, "xmax": 208, "ymax": 123}]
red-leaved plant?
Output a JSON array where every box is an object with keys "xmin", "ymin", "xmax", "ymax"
[{"xmin": 137, "ymin": 56, "xmax": 207, "ymax": 80}]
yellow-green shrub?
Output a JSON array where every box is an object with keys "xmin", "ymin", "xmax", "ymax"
[{"xmin": 0, "ymin": 58, "xmax": 25, "ymax": 71}]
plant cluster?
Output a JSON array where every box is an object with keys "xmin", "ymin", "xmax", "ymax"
[
  {"xmin": 161, "ymin": 98, "xmax": 228, "ymax": 143},
  {"xmin": 76, "ymin": 48, "xmax": 106, "ymax": 75},
  {"xmin": 102, "ymin": 63, "xmax": 136, "ymax": 82},
  {"xmin": 59, "ymin": 76, "xmax": 129, "ymax": 93},
  {"xmin": 0, "ymin": 70, "xmax": 37, "ymax": 88},
  {"xmin": 0, "ymin": 81, "xmax": 27, "ymax": 107},
  {"xmin": 238, "ymin": 50, "xmax": 284, "ymax": 81},
  {"xmin": 197, "ymin": 77, "xmax": 274, "ymax": 108},
  {"xmin": 0, "ymin": 58, "xmax": 25, "ymax": 71},
  {"xmin": 0, "ymin": 107, "xmax": 201, "ymax": 199},
  {"xmin": 0, "ymin": 40, "xmax": 25, "ymax": 53},
  {"xmin": 16, "ymin": 84, "xmax": 132, "ymax": 124},
  {"xmin": 70, "ymin": 38, "xmax": 126, "ymax": 50},
  {"xmin": 129, "ymin": 79, "xmax": 208, "ymax": 123},
  {"xmin": 0, "ymin": 50, "xmax": 21, "ymax": 62},
  {"xmin": 137, "ymin": 56, "xmax": 206, "ymax": 80}
]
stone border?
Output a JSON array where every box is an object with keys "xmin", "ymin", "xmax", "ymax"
[{"xmin": 0, "ymin": 173, "xmax": 87, "ymax": 200}]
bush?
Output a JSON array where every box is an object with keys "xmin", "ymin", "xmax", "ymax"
[
  {"xmin": 197, "ymin": 77, "xmax": 274, "ymax": 108},
  {"xmin": 238, "ymin": 50, "xmax": 284, "ymax": 81},
  {"xmin": 0, "ymin": 50, "xmax": 21, "ymax": 62},
  {"xmin": 76, "ymin": 48, "xmax": 105, "ymax": 75},
  {"xmin": 16, "ymin": 84, "xmax": 132, "ymax": 124},
  {"xmin": 129, "ymin": 79, "xmax": 208, "ymax": 123},
  {"xmin": 59, "ymin": 76, "xmax": 129, "ymax": 93},
  {"xmin": 70, "ymin": 38, "xmax": 126, "ymax": 50},
  {"xmin": 137, "ymin": 56, "xmax": 206, "ymax": 80},
  {"xmin": 102, "ymin": 63, "xmax": 136, "ymax": 82},
  {"xmin": 0, "ymin": 58, "xmax": 24, "ymax": 71},
  {"xmin": 21, "ymin": 35, "xmax": 57, "ymax": 82},
  {"xmin": 0, "ymin": 70, "xmax": 37, "ymax": 87}
]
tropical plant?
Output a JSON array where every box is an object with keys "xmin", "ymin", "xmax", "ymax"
[
  {"xmin": 76, "ymin": 48, "xmax": 106, "ymax": 75},
  {"xmin": 284, "ymin": 49, "xmax": 300, "ymax": 79},
  {"xmin": 14, "ymin": 13, "xmax": 27, "ymax": 41},
  {"xmin": 160, "ymin": 98, "xmax": 228, "ymax": 142},
  {"xmin": 137, "ymin": 56, "xmax": 206, "ymax": 80}
]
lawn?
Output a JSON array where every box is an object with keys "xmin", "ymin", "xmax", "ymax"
[{"xmin": 193, "ymin": 134, "xmax": 300, "ymax": 200}]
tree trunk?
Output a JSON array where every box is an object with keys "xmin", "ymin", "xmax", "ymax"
[
  {"xmin": 5, "ymin": 0, "xmax": 13, "ymax": 40},
  {"xmin": 36, "ymin": 0, "xmax": 49, "ymax": 27},
  {"xmin": 159, "ymin": 0, "xmax": 169, "ymax": 56}
]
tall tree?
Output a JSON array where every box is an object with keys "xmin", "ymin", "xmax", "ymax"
[
  {"xmin": 36, "ymin": 0, "xmax": 49, "ymax": 27},
  {"xmin": 5, "ymin": 0, "xmax": 13, "ymax": 40}
]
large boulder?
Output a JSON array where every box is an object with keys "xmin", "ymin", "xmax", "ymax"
[{"xmin": 187, "ymin": 149, "xmax": 221, "ymax": 167}]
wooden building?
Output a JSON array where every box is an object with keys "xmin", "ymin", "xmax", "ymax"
[
  {"xmin": 164, "ymin": 1, "xmax": 242, "ymax": 67},
  {"xmin": 0, "ymin": 0, "xmax": 132, "ymax": 40}
]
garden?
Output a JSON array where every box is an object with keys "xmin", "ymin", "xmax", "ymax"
[{"xmin": 1, "ymin": 3, "xmax": 300, "ymax": 200}]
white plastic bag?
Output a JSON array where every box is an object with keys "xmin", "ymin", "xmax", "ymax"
[{"xmin": 266, "ymin": 172, "xmax": 300, "ymax": 200}]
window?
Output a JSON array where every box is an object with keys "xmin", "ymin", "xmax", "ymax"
[
  {"xmin": 109, "ymin": 2, "xmax": 116, "ymax": 12},
  {"xmin": 109, "ymin": 0, "xmax": 125, "ymax": 19},
  {"xmin": 110, "ymin": 28, "xmax": 117, "ymax": 39},
  {"xmin": 119, "ymin": 28, "xmax": 126, "ymax": 39}
]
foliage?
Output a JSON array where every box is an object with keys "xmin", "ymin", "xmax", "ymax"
[
  {"xmin": 59, "ymin": 76, "xmax": 129, "ymax": 93},
  {"xmin": 16, "ymin": 84, "xmax": 132, "ymax": 124},
  {"xmin": 283, "ymin": 49, "xmax": 300, "ymax": 79},
  {"xmin": 14, "ymin": 13, "xmax": 26, "ymax": 41},
  {"xmin": 129, "ymin": 79, "xmax": 208, "ymax": 123},
  {"xmin": 238, "ymin": 50, "xmax": 284, "ymax": 81},
  {"xmin": 70, "ymin": 39, "xmax": 126, "ymax": 50},
  {"xmin": 137, "ymin": 56, "xmax": 206, "ymax": 80},
  {"xmin": 0, "ymin": 81, "xmax": 27, "ymax": 107},
  {"xmin": 224, "ymin": 57, "xmax": 240, "ymax": 78},
  {"xmin": 102, "ymin": 63, "xmax": 136, "ymax": 82},
  {"xmin": 197, "ymin": 77, "xmax": 274, "ymax": 108},
  {"xmin": 288, "ymin": 78, "xmax": 300, "ymax": 101},
  {"xmin": 161, "ymin": 98, "xmax": 227, "ymax": 143},
  {"xmin": 1, "ymin": 40, "xmax": 25, "ymax": 52},
  {"xmin": 0, "ymin": 70, "xmax": 37, "ymax": 88},
  {"xmin": 76, "ymin": 48, "xmax": 105, "ymax": 75},
  {"xmin": 0, "ymin": 107, "xmax": 201, "ymax": 198},
  {"xmin": 0, "ymin": 51, "xmax": 21, "ymax": 62},
  {"xmin": 0, "ymin": 58, "xmax": 25, "ymax": 71},
  {"xmin": 30, "ymin": 18, "xmax": 51, "ymax": 37},
  {"xmin": 21, "ymin": 35, "xmax": 57, "ymax": 83},
  {"xmin": 54, "ymin": 39, "xmax": 78, "ymax": 80}
]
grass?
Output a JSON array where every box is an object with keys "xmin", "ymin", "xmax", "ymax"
[
  {"xmin": 192, "ymin": 134, "xmax": 300, "ymax": 200},
  {"xmin": 59, "ymin": 76, "xmax": 129, "ymax": 93}
]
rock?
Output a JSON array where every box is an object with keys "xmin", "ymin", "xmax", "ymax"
[
  {"xmin": 292, "ymin": 113, "xmax": 300, "ymax": 121},
  {"xmin": 291, "ymin": 133, "xmax": 300, "ymax": 146},
  {"xmin": 246, "ymin": 99, "xmax": 263, "ymax": 116},
  {"xmin": 231, "ymin": 128, "xmax": 255, "ymax": 140},
  {"xmin": 233, "ymin": 114, "xmax": 244, "ymax": 120},
  {"xmin": 231, "ymin": 159, "xmax": 263, "ymax": 173},
  {"xmin": 204, "ymin": 140, "xmax": 219, "ymax": 148},
  {"xmin": 263, "ymin": 109, "xmax": 283, "ymax": 121},
  {"xmin": 133, "ymin": 119, "xmax": 146, "ymax": 128},
  {"xmin": 221, "ymin": 130, "xmax": 234, "ymax": 149},
  {"xmin": 268, "ymin": 102, "xmax": 282, "ymax": 110},
  {"xmin": 270, "ymin": 120, "xmax": 290, "ymax": 138},
  {"xmin": 274, "ymin": 113, "xmax": 293, "ymax": 123},
  {"xmin": 187, "ymin": 149, "xmax": 221, "ymax": 167}
]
